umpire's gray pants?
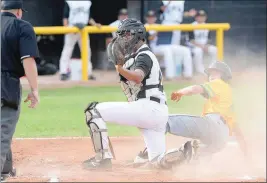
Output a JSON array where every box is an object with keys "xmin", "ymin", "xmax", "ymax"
[
  {"xmin": 167, "ymin": 113, "xmax": 229, "ymax": 154},
  {"xmin": 1, "ymin": 103, "xmax": 21, "ymax": 172}
]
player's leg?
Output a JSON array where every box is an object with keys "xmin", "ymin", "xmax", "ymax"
[
  {"xmin": 154, "ymin": 46, "xmax": 176, "ymax": 80},
  {"xmin": 140, "ymin": 128, "xmax": 166, "ymax": 161},
  {"xmin": 59, "ymin": 33, "xmax": 79, "ymax": 80},
  {"xmin": 1, "ymin": 148, "xmax": 16, "ymax": 179},
  {"xmin": 172, "ymin": 45, "xmax": 193, "ymax": 79},
  {"xmin": 157, "ymin": 114, "xmax": 229, "ymax": 168},
  {"xmin": 83, "ymin": 100, "xmax": 168, "ymax": 168},
  {"xmin": 135, "ymin": 114, "xmax": 229, "ymax": 169},
  {"xmin": 1, "ymin": 104, "xmax": 20, "ymax": 179},
  {"xmin": 83, "ymin": 102, "xmax": 114, "ymax": 169},
  {"xmin": 171, "ymin": 30, "xmax": 181, "ymax": 45},
  {"xmin": 78, "ymin": 35, "xmax": 94, "ymax": 80},
  {"xmin": 192, "ymin": 47, "xmax": 205, "ymax": 74},
  {"xmin": 207, "ymin": 45, "xmax": 217, "ymax": 64}
]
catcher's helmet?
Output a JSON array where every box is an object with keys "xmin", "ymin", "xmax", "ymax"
[
  {"xmin": 116, "ymin": 18, "xmax": 146, "ymax": 55},
  {"xmin": 204, "ymin": 61, "xmax": 232, "ymax": 80}
]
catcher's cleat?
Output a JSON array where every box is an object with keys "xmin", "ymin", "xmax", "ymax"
[
  {"xmin": 82, "ymin": 157, "xmax": 112, "ymax": 170},
  {"xmin": 133, "ymin": 148, "xmax": 149, "ymax": 168}
]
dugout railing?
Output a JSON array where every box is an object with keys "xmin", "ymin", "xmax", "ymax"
[{"xmin": 34, "ymin": 23, "xmax": 230, "ymax": 81}]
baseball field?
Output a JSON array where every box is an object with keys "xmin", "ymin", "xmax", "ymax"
[{"xmin": 7, "ymin": 69, "xmax": 266, "ymax": 182}]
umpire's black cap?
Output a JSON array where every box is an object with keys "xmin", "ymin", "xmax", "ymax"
[
  {"xmin": 1, "ymin": 0, "xmax": 27, "ymax": 12},
  {"xmin": 146, "ymin": 10, "xmax": 156, "ymax": 17},
  {"xmin": 118, "ymin": 8, "xmax": 128, "ymax": 15},
  {"xmin": 195, "ymin": 10, "xmax": 207, "ymax": 17}
]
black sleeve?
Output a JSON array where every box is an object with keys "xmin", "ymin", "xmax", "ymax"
[
  {"xmin": 188, "ymin": 31, "xmax": 195, "ymax": 40},
  {"xmin": 63, "ymin": 2, "xmax": 70, "ymax": 19},
  {"xmin": 19, "ymin": 22, "xmax": 39, "ymax": 60},
  {"xmin": 134, "ymin": 54, "xmax": 153, "ymax": 77}
]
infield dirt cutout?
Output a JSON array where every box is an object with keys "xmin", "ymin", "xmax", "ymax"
[{"xmin": 7, "ymin": 135, "xmax": 266, "ymax": 182}]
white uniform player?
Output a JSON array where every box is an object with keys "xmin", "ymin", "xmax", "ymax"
[
  {"xmin": 146, "ymin": 10, "xmax": 193, "ymax": 79},
  {"xmin": 106, "ymin": 8, "xmax": 128, "ymax": 46},
  {"xmin": 160, "ymin": 1, "xmax": 196, "ymax": 45},
  {"xmin": 59, "ymin": 0, "xmax": 101, "ymax": 81},
  {"xmin": 82, "ymin": 19, "xmax": 170, "ymax": 169},
  {"xmin": 188, "ymin": 10, "xmax": 217, "ymax": 74}
]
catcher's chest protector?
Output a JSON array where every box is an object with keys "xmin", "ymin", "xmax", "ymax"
[{"xmin": 121, "ymin": 45, "xmax": 166, "ymax": 102}]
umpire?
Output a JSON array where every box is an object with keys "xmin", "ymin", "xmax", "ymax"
[{"xmin": 1, "ymin": 0, "xmax": 40, "ymax": 180}]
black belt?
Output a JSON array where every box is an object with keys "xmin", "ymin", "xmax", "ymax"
[{"xmin": 149, "ymin": 96, "xmax": 167, "ymax": 105}]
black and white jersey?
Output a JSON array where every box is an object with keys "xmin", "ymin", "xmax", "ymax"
[
  {"xmin": 121, "ymin": 44, "xmax": 166, "ymax": 102},
  {"xmin": 188, "ymin": 21, "xmax": 211, "ymax": 45},
  {"xmin": 64, "ymin": 0, "xmax": 92, "ymax": 26},
  {"xmin": 160, "ymin": 0, "xmax": 185, "ymax": 24}
]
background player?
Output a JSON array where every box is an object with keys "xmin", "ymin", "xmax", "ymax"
[
  {"xmin": 145, "ymin": 10, "xmax": 193, "ymax": 80},
  {"xmin": 59, "ymin": 0, "xmax": 101, "ymax": 81},
  {"xmin": 188, "ymin": 10, "xmax": 217, "ymax": 74},
  {"xmin": 106, "ymin": 8, "xmax": 128, "ymax": 46},
  {"xmin": 160, "ymin": 0, "xmax": 196, "ymax": 45}
]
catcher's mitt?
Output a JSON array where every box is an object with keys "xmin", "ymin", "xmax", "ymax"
[{"xmin": 107, "ymin": 38, "xmax": 125, "ymax": 66}]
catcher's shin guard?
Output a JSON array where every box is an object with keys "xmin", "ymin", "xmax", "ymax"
[{"xmin": 84, "ymin": 102, "xmax": 115, "ymax": 160}]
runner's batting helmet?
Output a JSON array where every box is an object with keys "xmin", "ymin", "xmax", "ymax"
[{"xmin": 204, "ymin": 61, "xmax": 232, "ymax": 80}]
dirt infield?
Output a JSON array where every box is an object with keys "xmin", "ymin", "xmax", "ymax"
[
  {"xmin": 6, "ymin": 135, "xmax": 266, "ymax": 182},
  {"xmin": 12, "ymin": 68, "xmax": 265, "ymax": 182}
]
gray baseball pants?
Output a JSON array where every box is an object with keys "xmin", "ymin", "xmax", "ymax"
[
  {"xmin": 1, "ymin": 103, "xmax": 21, "ymax": 172},
  {"xmin": 167, "ymin": 113, "xmax": 229, "ymax": 154}
]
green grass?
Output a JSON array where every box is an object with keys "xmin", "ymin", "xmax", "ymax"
[
  {"xmin": 15, "ymin": 81, "xmax": 265, "ymax": 138},
  {"xmin": 15, "ymin": 83, "xmax": 204, "ymax": 137}
]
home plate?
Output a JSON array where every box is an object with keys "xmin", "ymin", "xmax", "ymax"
[{"xmin": 49, "ymin": 177, "xmax": 59, "ymax": 182}]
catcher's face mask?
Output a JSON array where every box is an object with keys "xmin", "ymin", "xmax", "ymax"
[{"xmin": 116, "ymin": 29, "xmax": 140, "ymax": 56}]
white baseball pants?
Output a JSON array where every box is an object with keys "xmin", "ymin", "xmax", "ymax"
[
  {"xmin": 192, "ymin": 45, "xmax": 217, "ymax": 74},
  {"xmin": 59, "ymin": 33, "xmax": 92, "ymax": 75},
  {"xmin": 95, "ymin": 99, "xmax": 169, "ymax": 161},
  {"xmin": 171, "ymin": 30, "xmax": 181, "ymax": 45},
  {"xmin": 153, "ymin": 45, "xmax": 193, "ymax": 79}
]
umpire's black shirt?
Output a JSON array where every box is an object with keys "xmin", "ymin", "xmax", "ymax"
[{"xmin": 1, "ymin": 12, "xmax": 39, "ymax": 109}]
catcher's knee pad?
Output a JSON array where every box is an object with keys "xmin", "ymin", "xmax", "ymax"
[{"xmin": 84, "ymin": 102, "xmax": 111, "ymax": 159}]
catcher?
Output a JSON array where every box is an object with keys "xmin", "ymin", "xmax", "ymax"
[
  {"xmin": 82, "ymin": 18, "xmax": 171, "ymax": 169},
  {"xmin": 133, "ymin": 61, "xmax": 247, "ymax": 169}
]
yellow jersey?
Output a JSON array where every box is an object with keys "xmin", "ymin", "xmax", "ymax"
[{"xmin": 200, "ymin": 79, "xmax": 235, "ymax": 133}]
